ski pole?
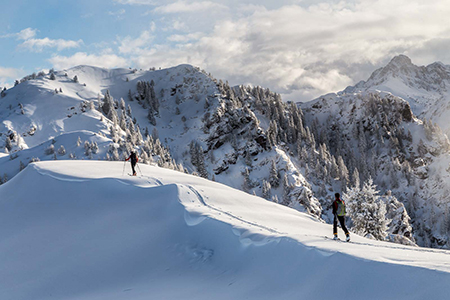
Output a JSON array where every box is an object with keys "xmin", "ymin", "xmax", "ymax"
[
  {"xmin": 136, "ymin": 163, "xmax": 143, "ymax": 177},
  {"xmin": 122, "ymin": 160, "xmax": 126, "ymax": 176}
]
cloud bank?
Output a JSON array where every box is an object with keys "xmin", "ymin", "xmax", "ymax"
[
  {"xmin": 108, "ymin": 0, "xmax": 450, "ymax": 101},
  {"xmin": 4, "ymin": 0, "xmax": 450, "ymax": 102}
]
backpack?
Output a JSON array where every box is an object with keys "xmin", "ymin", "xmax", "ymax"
[{"xmin": 336, "ymin": 199, "xmax": 346, "ymax": 216}]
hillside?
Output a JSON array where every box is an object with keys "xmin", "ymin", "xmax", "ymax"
[
  {"xmin": 342, "ymin": 55, "xmax": 450, "ymax": 135},
  {"xmin": 0, "ymin": 64, "xmax": 323, "ymax": 220},
  {"xmin": 1, "ymin": 60, "xmax": 449, "ymax": 248},
  {"xmin": 1, "ymin": 161, "xmax": 449, "ymax": 300},
  {"xmin": 301, "ymin": 56, "xmax": 450, "ymax": 248}
]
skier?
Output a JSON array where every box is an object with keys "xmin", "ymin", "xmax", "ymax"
[
  {"xmin": 125, "ymin": 151, "xmax": 138, "ymax": 176},
  {"xmin": 332, "ymin": 193, "xmax": 350, "ymax": 241}
]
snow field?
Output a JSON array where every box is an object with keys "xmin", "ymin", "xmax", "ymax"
[{"xmin": 0, "ymin": 161, "xmax": 449, "ymax": 300}]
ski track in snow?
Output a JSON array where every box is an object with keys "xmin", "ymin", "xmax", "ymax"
[
  {"xmin": 32, "ymin": 167, "xmax": 450, "ymax": 268},
  {"xmin": 332, "ymin": 236, "xmax": 450, "ymax": 256},
  {"xmin": 139, "ymin": 176, "xmax": 286, "ymax": 235},
  {"xmin": 185, "ymin": 184, "xmax": 283, "ymax": 235}
]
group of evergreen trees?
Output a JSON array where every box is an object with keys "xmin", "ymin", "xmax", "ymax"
[
  {"xmin": 135, "ymin": 80, "xmax": 159, "ymax": 126},
  {"xmin": 98, "ymin": 88, "xmax": 183, "ymax": 173},
  {"xmin": 298, "ymin": 93, "xmax": 450, "ymax": 246},
  {"xmin": 200, "ymin": 77, "xmax": 417, "ymax": 243}
]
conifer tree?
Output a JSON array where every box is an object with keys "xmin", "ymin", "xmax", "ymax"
[
  {"xmin": 58, "ymin": 145, "xmax": 66, "ymax": 156},
  {"xmin": 282, "ymin": 173, "xmax": 291, "ymax": 205},
  {"xmin": 269, "ymin": 159, "xmax": 279, "ymax": 188},
  {"xmin": 262, "ymin": 180, "xmax": 272, "ymax": 200},
  {"xmin": 128, "ymin": 89, "xmax": 133, "ymax": 102},
  {"xmin": 5, "ymin": 137, "xmax": 12, "ymax": 151},
  {"xmin": 345, "ymin": 178, "xmax": 388, "ymax": 240},
  {"xmin": 242, "ymin": 168, "xmax": 252, "ymax": 192},
  {"xmin": 351, "ymin": 168, "xmax": 360, "ymax": 188},
  {"xmin": 148, "ymin": 107, "xmax": 156, "ymax": 126}
]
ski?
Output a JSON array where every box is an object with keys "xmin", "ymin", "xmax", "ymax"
[{"xmin": 324, "ymin": 236, "xmax": 350, "ymax": 242}]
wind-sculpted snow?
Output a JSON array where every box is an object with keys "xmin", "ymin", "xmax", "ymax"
[{"xmin": 0, "ymin": 161, "xmax": 450, "ymax": 300}]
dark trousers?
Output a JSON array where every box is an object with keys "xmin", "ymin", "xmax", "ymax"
[
  {"xmin": 131, "ymin": 162, "xmax": 136, "ymax": 175},
  {"xmin": 333, "ymin": 215, "xmax": 349, "ymax": 235}
]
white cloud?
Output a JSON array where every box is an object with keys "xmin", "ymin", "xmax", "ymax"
[
  {"xmin": 108, "ymin": 9, "xmax": 126, "ymax": 18},
  {"xmin": 167, "ymin": 32, "xmax": 203, "ymax": 42},
  {"xmin": 154, "ymin": 1, "xmax": 229, "ymax": 14},
  {"xmin": 0, "ymin": 27, "xmax": 37, "ymax": 40},
  {"xmin": 118, "ymin": 30, "xmax": 154, "ymax": 54},
  {"xmin": 171, "ymin": 20, "xmax": 188, "ymax": 31},
  {"xmin": 19, "ymin": 38, "xmax": 83, "ymax": 52},
  {"xmin": 16, "ymin": 28, "xmax": 38, "ymax": 40},
  {"xmin": 49, "ymin": 52, "xmax": 128, "ymax": 70},
  {"xmin": 150, "ymin": 21, "xmax": 157, "ymax": 32},
  {"xmin": 115, "ymin": 0, "xmax": 156, "ymax": 5},
  {"xmin": 0, "ymin": 67, "xmax": 23, "ymax": 88},
  {"xmin": 127, "ymin": 0, "xmax": 450, "ymax": 101},
  {"xmin": 0, "ymin": 67, "xmax": 22, "ymax": 79}
]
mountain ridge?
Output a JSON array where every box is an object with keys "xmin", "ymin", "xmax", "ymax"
[{"xmin": 1, "ymin": 59, "xmax": 449, "ymax": 248}]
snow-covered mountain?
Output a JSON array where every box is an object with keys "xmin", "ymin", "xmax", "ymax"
[
  {"xmin": 1, "ymin": 59, "xmax": 447, "ymax": 249},
  {"xmin": 0, "ymin": 64, "xmax": 323, "ymax": 218},
  {"xmin": 300, "ymin": 54, "xmax": 450, "ymax": 248},
  {"xmin": 1, "ymin": 160, "xmax": 450, "ymax": 300},
  {"xmin": 342, "ymin": 54, "xmax": 450, "ymax": 135},
  {"xmin": 301, "ymin": 90, "xmax": 450, "ymax": 247}
]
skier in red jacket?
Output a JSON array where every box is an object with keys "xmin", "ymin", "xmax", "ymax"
[{"xmin": 125, "ymin": 151, "xmax": 138, "ymax": 176}]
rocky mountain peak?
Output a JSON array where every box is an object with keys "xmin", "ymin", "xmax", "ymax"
[{"xmin": 386, "ymin": 54, "xmax": 413, "ymax": 68}]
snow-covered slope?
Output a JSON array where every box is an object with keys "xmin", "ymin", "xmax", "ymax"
[
  {"xmin": 0, "ymin": 64, "xmax": 322, "ymax": 220},
  {"xmin": 1, "ymin": 160, "xmax": 450, "ymax": 300}
]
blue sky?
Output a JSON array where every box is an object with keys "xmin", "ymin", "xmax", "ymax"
[{"xmin": 2, "ymin": 0, "xmax": 450, "ymax": 101}]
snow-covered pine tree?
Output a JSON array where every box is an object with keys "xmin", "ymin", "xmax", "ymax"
[
  {"xmin": 119, "ymin": 110, "xmax": 127, "ymax": 131},
  {"xmin": 262, "ymin": 180, "xmax": 272, "ymax": 200},
  {"xmin": 148, "ymin": 106, "xmax": 156, "ymax": 126},
  {"xmin": 242, "ymin": 167, "xmax": 252, "ymax": 192},
  {"xmin": 272, "ymin": 195, "xmax": 280, "ymax": 204},
  {"xmin": 282, "ymin": 173, "xmax": 291, "ymax": 205},
  {"xmin": 135, "ymin": 125, "xmax": 143, "ymax": 146},
  {"xmin": 269, "ymin": 159, "xmax": 280, "ymax": 188},
  {"xmin": 189, "ymin": 141, "xmax": 208, "ymax": 179},
  {"xmin": 128, "ymin": 89, "xmax": 133, "ymax": 102},
  {"xmin": 337, "ymin": 156, "xmax": 349, "ymax": 190},
  {"xmin": 45, "ymin": 144, "xmax": 55, "ymax": 155},
  {"xmin": 58, "ymin": 145, "xmax": 66, "ymax": 156},
  {"xmin": 5, "ymin": 137, "xmax": 12, "ymax": 151},
  {"xmin": 345, "ymin": 178, "xmax": 388, "ymax": 240},
  {"xmin": 351, "ymin": 167, "xmax": 360, "ymax": 189}
]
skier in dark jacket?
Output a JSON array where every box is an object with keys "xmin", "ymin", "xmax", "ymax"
[
  {"xmin": 332, "ymin": 193, "xmax": 350, "ymax": 241},
  {"xmin": 125, "ymin": 151, "xmax": 138, "ymax": 176}
]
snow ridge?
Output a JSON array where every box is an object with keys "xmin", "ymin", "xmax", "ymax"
[{"xmin": 1, "ymin": 161, "xmax": 450, "ymax": 300}]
